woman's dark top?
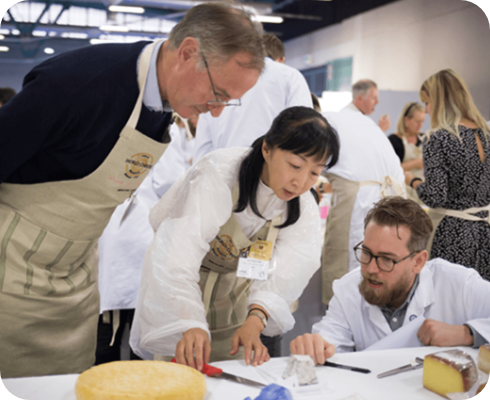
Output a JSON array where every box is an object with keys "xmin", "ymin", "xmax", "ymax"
[
  {"xmin": 388, "ymin": 134, "xmax": 422, "ymax": 162},
  {"xmin": 416, "ymin": 126, "xmax": 490, "ymax": 280}
]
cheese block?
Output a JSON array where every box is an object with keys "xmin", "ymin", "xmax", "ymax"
[
  {"xmin": 423, "ymin": 350, "xmax": 478, "ymax": 398},
  {"xmin": 478, "ymin": 344, "xmax": 490, "ymax": 374},
  {"xmin": 75, "ymin": 360, "xmax": 206, "ymax": 400}
]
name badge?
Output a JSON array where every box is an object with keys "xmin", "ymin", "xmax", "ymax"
[{"xmin": 236, "ymin": 240, "xmax": 273, "ymax": 281}]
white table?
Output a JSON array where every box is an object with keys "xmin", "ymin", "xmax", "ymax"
[{"xmin": 2, "ymin": 347, "xmax": 487, "ymax": 400}]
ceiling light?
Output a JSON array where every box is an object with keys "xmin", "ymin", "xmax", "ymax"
[
  {"xmin": 99, "ymin": 25, "xmax": 130, "ymax": 33},
  {"xmin": 44, "ymin": 47, "xmax": 55, "ymax": 54},
  {"xmin": 0, "ymin": 46, "xmax": 9, "ymax": 52},
  {"xmin": 0, "ymin": 35, "xmax": 4, "ymax": 40},
  {"xmin": 252, "ymin": 15, "xmax": 283, "ymax": 24},
  {"xmin": 108, "ymin": 5, "xmax": 145, "ymax": 14},
  {"xmin": 33, "ymin": 30, "xmax": 47, "ymax": 37}
]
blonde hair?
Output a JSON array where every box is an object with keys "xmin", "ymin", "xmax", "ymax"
[
  {"xmin": 396, "ymin": 102, "xmax": 424, "ymax": 137},
  {"xmin": 419, "ymin": 69, "xmax": 490, "ymax": 140}
]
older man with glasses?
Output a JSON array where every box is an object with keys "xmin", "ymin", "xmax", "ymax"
[
  {"xmin": 290, "ymin": 197, "xmax": 490, "ymax": 364},
  {"xmin": 0, "ymin": 1, "xmax": 264, "ymax": 379}
]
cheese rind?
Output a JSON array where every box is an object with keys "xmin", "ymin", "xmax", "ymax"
[
  {"xmin": 423, "ymin": 350, "xmax": 478, "ymax": 399},
  {"xmin": 75, "ymin": 361, "xmax": 206, "ymax": 400},
  {"xmin": 478, "ymin": 344, "xmax": 490, "ymax": 374}
]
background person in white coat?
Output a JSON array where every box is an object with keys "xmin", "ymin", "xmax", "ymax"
[
  {"xmin": 96, "ymin": 116, "xmax": 193, "ymax": 364},
  {"xmin": 290, "ymin": 197, "xmax": 490, "ymax": 364},
  {"xmin": 193, "ymin": 33, "xmax": 312, "ymax": 164},
  {"xmin": 319, "ymin": 84, "xmax": 406, "ymax": 304}
]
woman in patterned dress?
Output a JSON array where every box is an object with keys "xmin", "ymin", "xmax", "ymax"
[{"xmin": 405, "ymin": 69, "xmax": 490, "ymax": 280}]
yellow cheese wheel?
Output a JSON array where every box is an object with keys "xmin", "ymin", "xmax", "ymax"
[{"xmin": 75, "ymin": 361, "xmax": 206, "ymax": 400}]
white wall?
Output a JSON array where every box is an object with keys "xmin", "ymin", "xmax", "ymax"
[{"xmin": 285, "ymin": 0, "xmax": 490, "ymax": 118}]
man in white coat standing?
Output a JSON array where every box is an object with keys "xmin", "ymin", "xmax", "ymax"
[
  {"xmin": 320, "ymin": 79, "xmax": 405, "ymax": 305},
  {"xmin": 291, "ymin": 197, "xmax": 490, "ymax": 363},
  {"xmin": 193, "ymin": 33, "xmax": 312, "ymax": 163}
]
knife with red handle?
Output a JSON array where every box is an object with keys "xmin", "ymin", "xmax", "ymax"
[{"xmin": 171, "ymin": 358, "xmax": 266, "ymax": 388}]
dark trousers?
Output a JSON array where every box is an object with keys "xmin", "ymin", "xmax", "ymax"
[
  {"xmin": 95, "ymin": 309, "xmax": 141, "ymax": 365},
  {"xmin": 260, "ymin": 334, "xmax": 282, "ymax": 357}
]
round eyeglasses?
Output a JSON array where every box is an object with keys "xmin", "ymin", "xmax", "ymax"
[
  {"xmin": 353, "ymin": 241, "xmax": 419, "ymax": 272},
  {"xmin": 201, "ymin": 52, "xmax": 241, "ymax": 107}
]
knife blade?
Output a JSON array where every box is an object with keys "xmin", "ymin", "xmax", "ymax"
[
  {"xmin": 205, "ymin": 367, "xmax": 266, "ymax": 388},
  {"xmin": 171, "ymin": 359, "xmax": 266, "ymax": 388},
  {"xmin": 377, "ymin": 359, "xmax": 424, "ymax": 379}
]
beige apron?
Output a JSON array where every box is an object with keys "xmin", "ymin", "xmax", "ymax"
[
  {"xmin": 426, "ymin": 204, "xmax": 490, "ymax": 257},
  {"xmin": 199, "ymin": 186, "xmax": 281, "ymax": 362},
  {"xmin": 321, "ymin": 173, "xmax": 404, "ymax": 304},
  {"xmin": 402, "ymin": 136, "xmax": 424, "ymax": 204},
  {"xmin": 0, "ymin": 41, "xmax": 169, "ymax": 378}
]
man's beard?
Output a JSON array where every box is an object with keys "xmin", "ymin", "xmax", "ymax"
[{"xmin": 358, "ymin": 274, "xmax": 411, "ymax": 308}]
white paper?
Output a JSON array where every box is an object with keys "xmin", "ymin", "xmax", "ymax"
[{"xmin": 364, "ymin": 317, "xmax": 426, "ymax": 351}]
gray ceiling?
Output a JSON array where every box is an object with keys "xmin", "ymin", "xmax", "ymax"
[{"xmin": 0, "ymin": 0, "xmax": 399, "ymax": 62}]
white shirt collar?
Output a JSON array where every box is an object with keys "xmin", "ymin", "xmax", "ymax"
[{"xmin": 140, "ymin": 41, "xmax": 172, "ymax": 113}]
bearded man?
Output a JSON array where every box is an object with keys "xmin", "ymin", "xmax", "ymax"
[{"xmin": 290, "ymin": 197, "xmax": 490, "ymax": 363}]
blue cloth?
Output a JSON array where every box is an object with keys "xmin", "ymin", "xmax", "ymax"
[
  {"xmin": 0, "ymin": 41, "xmax": 172, "ymax": 184},
  {"xmin": 244, "ymin": 384, "xmax": 293, "ymax": 400}
]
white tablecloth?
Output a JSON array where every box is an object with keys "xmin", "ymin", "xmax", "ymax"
[{"xmin": 2, "ymin": 347, "xmax": 488, "ymax": 400}]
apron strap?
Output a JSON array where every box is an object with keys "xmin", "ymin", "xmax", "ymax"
[
  {"xmin": 102, "ymin": 310, "xmax": 121, "ymax": 347},
  {"xmin": 109, "ymin": 309, "xmax": 120, "ymax": 347},
  {"xmin": 427, "ymin": 204, "xmax": 490, "ymax": 257},
  {"xmin": 429, "ymin": 205, "xmax": 490, "ymax": 225},
  {"xmin": 126, "ymin": 41, "xmax": 161, "ymax": 130},
  {"xmin": 265, "ymin": 215, "xmax": 282, "ymax": 244},
  {"xmin": 359, "ymin": 176, "xmax": 405, "ymax": 198}
]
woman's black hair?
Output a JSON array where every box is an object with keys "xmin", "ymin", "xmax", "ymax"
[{"xmin": 235, "ymin": 106, "xmax": 340, "ymax": 228}]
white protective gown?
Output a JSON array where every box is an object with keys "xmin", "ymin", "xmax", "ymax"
[
  {"xmin": 193, "ymin": 57, "xmax": 313, "ymax": 163},
  {"xmin": 130, "ymin": 147, "xmax": 323, "ymax": 358},
  {"xmin": 324, "ymin": 104, "xmax": 406, "ymax": 272},
  {"xmin": 98, "ymin": 123, "xmax": 187, "ymax": 313},
  {"xmin": 312, "ymin": 258, "xmax": 490, "ymax": 352}
]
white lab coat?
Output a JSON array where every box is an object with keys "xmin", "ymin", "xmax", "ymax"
[
  {"xmin": 324, "ymin": 104, "xmax": 405, "ymax": 272},
  {"xmin": 130, "ymin": 147, "xmax": 323, "ymax": 358},
  {"xmin": 175, "ymin": 124, "xmax": 195, "ymax": 170},
  {"xmin": 312, "ymin": 258, "xmax": 490, "ymax": 352},
  {"xmin": 193, "ymin": 57, "xmax": 313, "ymax": 162},
  {"xmin": 97, "ymin": 124, "xmax": 187, "ymax": 313}
]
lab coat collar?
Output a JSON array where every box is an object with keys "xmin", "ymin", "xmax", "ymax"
[
  {"xmin": 347, "ymin": 102, "xmax": 362, "ymax": 113},
  {"xmin": 362, "ymin": 265, "xmax": 435, "ymax": 335},
  {"xmin": 404, "ymin": 265, "xmax": 435, "ymax": 323}
]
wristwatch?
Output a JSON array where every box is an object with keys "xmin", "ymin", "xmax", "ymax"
[{"xmin": 248, "ymin": 311, "xmax": 267, "ymax": 329}]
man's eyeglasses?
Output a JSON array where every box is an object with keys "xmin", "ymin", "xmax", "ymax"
[
  {"xmin": 353, "ymin": 241, "xmax": 419, "ymax": 272},
  {"xmin": 201, "ymin": 52, "xmax": 241, "ymax": 107}
]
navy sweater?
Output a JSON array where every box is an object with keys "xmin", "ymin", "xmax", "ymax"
[{"xmin": 0, "ymin": 41, "xmax": 172, "ymax": 184}]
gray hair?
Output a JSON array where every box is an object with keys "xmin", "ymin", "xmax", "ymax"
[
  {"xmin": 352, "ymin": 79, "xmax": 377, "ymax": 100},
  {"xmin": 168, "ymin": 2, "xmax": 265, "ymax": 72}
]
